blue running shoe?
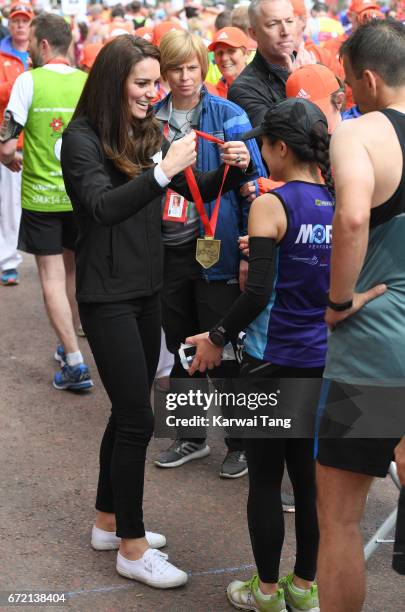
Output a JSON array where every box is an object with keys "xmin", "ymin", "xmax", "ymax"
[
  {"xmin": 53, "ymin": 362, "xmax": 93, "ymax": 390},
  {"xmin": 1, "ymin": 268, "xmax": 19, "ymax": 285},
  {"xmin": 54, "ymin": 344, "xmax": 66, "ymax": 366}
]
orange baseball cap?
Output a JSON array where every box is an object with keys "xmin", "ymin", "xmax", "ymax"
[
  {"xmin": 153, "ymin": 21, "xmax": 183, "ymax": 47},
  {"xmin": 81, "ymin": 43, "xmax": 102, "ymax": 70},
  {"xmin": 348, "ymin": 0, "xmax": 380, "ymax": 13},
  {"xmin": 290, "ymin": 0, "xmax": 307, "ymax": 17},
  {"xmin": 136, "ymin": 26, "xmax": 154, "ymax": 43},
  {"xmin": 286, "ymin": 64, "xmax": 340, "ymax": 118},
  {"xmin": 208, "ymin": 27, "xmax": 250, "ymax": 52},
  {"xmin": 357, "ymin": 6, "xmax": 384, "ymax": 22},
  {"xmin": 9, "ymin": 2, "xmax": 33, "ymax": 20}
]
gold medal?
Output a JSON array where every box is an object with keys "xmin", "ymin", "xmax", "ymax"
[{"xmin": 196, "ymin": 236, "xmax": 221, "ymax": 269}]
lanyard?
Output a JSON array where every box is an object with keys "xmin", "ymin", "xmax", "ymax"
[
  {"xmin": 47, "ymin": 57, "xmax": 71, "ymax": 66},
  {"xmin": 163, "ymin": 124, "xmax": 229, "ymax": 238}
]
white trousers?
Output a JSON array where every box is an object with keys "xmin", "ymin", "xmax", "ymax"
[{"xmin": 0, "ymin": 163, "xmax": 23, "ymax": 271}]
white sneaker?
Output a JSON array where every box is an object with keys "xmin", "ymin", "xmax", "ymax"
[
  {"xmin": 91, "ymin": 525, "xmax": 166, "ymax": 550},
  {"xmin": 116, "ymin": 549, "xmax": 188, "ymax": 588}
]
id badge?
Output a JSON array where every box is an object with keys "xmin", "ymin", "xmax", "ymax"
[{"xmin": 163, "ymin": 189, "xmax": 188, "ymax": 222}]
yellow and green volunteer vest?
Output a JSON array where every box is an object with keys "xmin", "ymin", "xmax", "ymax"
[{"xmin": 22, "ymin": 67, "xmax": 87, "ymax": 212}]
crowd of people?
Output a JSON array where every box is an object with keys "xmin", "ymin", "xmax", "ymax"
[{"xmin": 0, "ymin": 0, "xmax": 404, "ymax": 610}]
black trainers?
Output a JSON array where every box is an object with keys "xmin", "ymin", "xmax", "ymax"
[
  {"xmin": 220, "ymin": 450, "xmax": 248, "ymax": 479},
  {"xmin": 154, "ymin": 440, "xmax": 210, "ymax": 468}
]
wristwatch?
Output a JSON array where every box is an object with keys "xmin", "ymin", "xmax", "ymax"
[
  {"xmin": 208, "ymin": 326, "xmax": 227, "ymax": 347},
  {"xmin": 327, "ymin": 293, "xmax": 353, "ymax": 312}
]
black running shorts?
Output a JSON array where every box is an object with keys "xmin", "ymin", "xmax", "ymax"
[
  {"xmin": 317, "ymin": 437, "xmax": 400, "ymax": 478},
  {"xmin": 18, "ymin": 209, "xmax": 77, "ymax": 255},
  {"xmin": 316, "ymin": 379, "xmax": 403, "ymax": 477}
]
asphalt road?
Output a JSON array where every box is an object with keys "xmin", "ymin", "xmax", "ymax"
[{"xmin": 0, "ymin": 255, "xmax": 403, "ymax": 611}]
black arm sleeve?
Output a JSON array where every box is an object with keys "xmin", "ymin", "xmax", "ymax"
[
  {"xmin": 216, "ymin": 237, "xmax": 277, "ymax": 341},
  {"xmin": 0, "ymin": 110, "xmax": 23, "ymax": 142}
]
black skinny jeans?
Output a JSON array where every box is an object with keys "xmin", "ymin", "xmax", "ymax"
[
  {"xmin": 240, "ymin": 358, "xmax": 322, "ymax": 583},
  {"xmin": 79, "ymin": 294, "xmax": 161, "ymax": 539}
]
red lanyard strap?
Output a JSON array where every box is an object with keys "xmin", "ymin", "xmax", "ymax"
[
  {"xmin": 47, "ymin": 57, "xmax": 71, "ymax": 66},
  {"xmin": 184, "ymin": 162, "xmax": 229, "ymax": 237},
  {"xmin": 163, "ymin": 124, "xmax": 229, "ymax": 237}
]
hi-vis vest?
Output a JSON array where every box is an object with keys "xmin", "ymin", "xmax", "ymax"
[{"xmin": 22, "ymin": 67, "xmax": 87, "ymax": 212}]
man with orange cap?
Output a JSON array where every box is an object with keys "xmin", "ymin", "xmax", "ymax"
[
  {"xmin": 0, "ymin": 1, "xmax": 32, "ymax": 285},
  {"xmin": 286, "ymin": 63, "xmax": 344, "ymax": 133}
]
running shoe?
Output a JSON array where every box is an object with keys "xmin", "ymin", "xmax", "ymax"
[
  {"xmin": 220, "ymin": 450, "xmax": 248, "ymax": 478},
  {"xmin": 227, "ymin": 574, "xmax": 287, "ymax": 612},
  {"xmin": 1, "ymin": 268, "xmax": 19, "ymax": 285},
  {"xmin": 54, "ymin": 344, "xmax": 66, "ymax": 366},
  {"xmin": 278, "ymin": 574, "xmax": 320, "ymax": 612},
  {"xmin": 116, "ymin": 548, "xmax": 188, "ymax": 588},
  {"xmin": 53, "ymin": 362, "xmax": 93, "ymax": 390},
  {"xmin": 154, "ymin": 440, "xmax": 210, "ymax": 468}
]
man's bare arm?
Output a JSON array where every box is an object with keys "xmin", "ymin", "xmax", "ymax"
[
  {"xmin": 329, "ymin": 122, "xmax": 374, "ymax": 302},
  {"xmin": 325, "ymin": 121, "xmax": 387, "ymax": 330}
]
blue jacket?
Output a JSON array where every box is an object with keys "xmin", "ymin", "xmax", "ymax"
[
  {"xmin": 155, "ymin": 87, "xmax": 266, "ymax": 280},
  {"xmin": 342, "ymin": 105, "xmax": 361, "ymax": 120},
  {"xmin": 0, "ymin": 35, "xmax": 29, "ymax": 69}
]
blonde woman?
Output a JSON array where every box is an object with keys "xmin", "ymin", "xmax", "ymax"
[{"xmin": 153, "ymin": 30, "xmax": 266, "ymax": 477}]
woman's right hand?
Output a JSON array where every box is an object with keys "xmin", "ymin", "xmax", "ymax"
[{"xmin": 160, "ymin": 131, "xmax": 197, "ymax": 179}]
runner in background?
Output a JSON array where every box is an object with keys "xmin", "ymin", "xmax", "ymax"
[
  {"xmin": 292, "ymin": 0, "xmax": 342, "ymax": 76},
  {"xmin": 324, "ymin": 0, "xmax": 385, "ymax": 108},
  {"xmin": 0, "ymin": 1, "xmax": 32, "ymax": 286},
  {"xmin": 0, "ymin": 12, "xmax": 92, "ymax": 390}
]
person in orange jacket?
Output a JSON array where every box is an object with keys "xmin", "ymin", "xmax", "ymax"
[
  {"xmin": 0, "ymin": 1, "xmax": 32, "ymax": 285},
  {"xmin": 292, "ymin": 0, "xmax": 342, "ymax": 78}
]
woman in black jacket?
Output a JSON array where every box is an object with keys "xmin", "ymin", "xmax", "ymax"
[{"xmin": 60, "ymin": 35, "xmax": 251, "ymax": 589}]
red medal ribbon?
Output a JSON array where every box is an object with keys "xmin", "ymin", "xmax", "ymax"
[
  {"xmin": 163, "ymin": 124, "xmax": 229, "ymax": 238},
  {"xmin": 47, "ymin": 57, "xmax": 71, "ymax": 66}
]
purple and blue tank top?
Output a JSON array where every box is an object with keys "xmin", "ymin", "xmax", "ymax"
[{"xmin": 244, "ymin": 181, "xmax": 334, "ymax": 367}]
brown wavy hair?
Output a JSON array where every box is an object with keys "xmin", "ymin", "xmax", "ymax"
[{"xmin": 72, "ymin": 35, "xmax": 162, "ymax": 177}]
